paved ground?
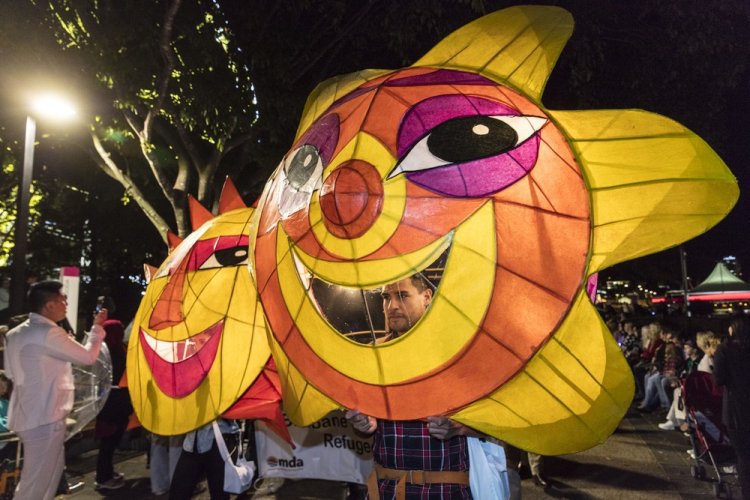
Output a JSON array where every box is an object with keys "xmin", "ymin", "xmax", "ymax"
[{"xmin": 57, "ymin": 405, "xmax": 740, "ymax": 499}]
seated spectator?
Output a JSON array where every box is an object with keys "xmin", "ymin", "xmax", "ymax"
[
  {"xmin": 633, "ymin": 323, "xmax": 663, "ymax": 400},
  {"xmin": 607, "ymin": 318, "xmax": 623, "ymax": 344},
  {"xmin": 697, "ymin": 334, "xmax": 720, "ymax": 373},
  {"xmin": 638, "ymin": 328, "xmax": 682, "ymax": 412},
  {"xmin": 658, "ymin": 340, "xmax": 701, "ymax": 431},
  {"xmin": 620, "ymin": 321, "xmax": 641, "ymax": 366}
]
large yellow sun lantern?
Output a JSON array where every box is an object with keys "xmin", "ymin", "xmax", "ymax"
[
  {"xmin": 252, "ymin": 6, "xmax": 739, "ymax": 455},
  {"xmin": 127, "ymin": 179, "xmax": 283, "ymax": 436}
]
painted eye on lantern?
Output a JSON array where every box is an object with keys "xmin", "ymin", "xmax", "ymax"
[
  {"xmin": 197, "ymin": 246, "xmax": 249, "ymax": 270},
  {"xmin": 389, "ymin": 115, "xmax": 547, "ymax": 178},
  {"xmin": 190, "ymin": 236, "xmax": 250, "ymax": 271},
  {"xmin": 284, "ymin": 144, "xmax": 324, "ymax": 193}
]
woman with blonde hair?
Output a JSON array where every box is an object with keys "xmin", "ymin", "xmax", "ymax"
[{"xmin": 698, "ymin": 334, "xmax": 720, "ymax": 373}]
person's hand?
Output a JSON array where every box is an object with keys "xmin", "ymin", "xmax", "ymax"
[
  {"xmin": 345, "ymin": 409, "xmax": 377, "ymax": 434},
  {"xmin": 427, "ymin": 416, "xmax": 467, "ymax": 440},
  {"xmin": 93, "ymin": 308, "xmax": 108, "ymax": 327}
]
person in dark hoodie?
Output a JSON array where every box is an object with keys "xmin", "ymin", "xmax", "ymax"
[
  {"xmin": 94, "ymin": 319, "xmax": 133, "ymax": 490},
  {"xmin": 713, "ymin": 313, "xmax": 750, "ymax": 499}
]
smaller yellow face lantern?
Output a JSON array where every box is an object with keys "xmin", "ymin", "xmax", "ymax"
[{"xmin": 127, "ymin": 181, "xmax": 269, "ymax": 435}]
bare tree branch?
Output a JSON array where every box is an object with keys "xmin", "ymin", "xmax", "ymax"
[
  {"xmin": 90, "ymin": 131, "xmax": 170, "ymax": 242},
  {"xmin": 144, "ymin": 0, "xmax": 183, "ymax": 142},
  {"xmin": 171, "ymin": 119, "xmax": 204, "ymax": 173},
  {"xmin": 121, "ymin": 107, "xmax": 177, "ymax": 211}
]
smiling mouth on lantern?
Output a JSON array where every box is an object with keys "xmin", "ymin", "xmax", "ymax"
[
  {"xmin": 296, "ymin": 245, "xmax": 450, "ymax": 342},
  {"xmin": 279, "ymin": 200, "xmax": 497, "ymax": 335},
  {"xmin": 272, "ymin": 201, "xmax": 498, "ymax": 383},
  {"xmin": 139, "ymin": 320, "xmax": 223, "ymax": 398}
]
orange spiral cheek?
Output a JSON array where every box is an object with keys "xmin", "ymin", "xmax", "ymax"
[{"xmin": 319, "ymin": 160, "xmax": 384, "ymax": 239}]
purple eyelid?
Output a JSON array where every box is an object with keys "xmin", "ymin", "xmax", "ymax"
[
  {"xmin": 294, "ymin": 113, "xmax": 340, "ymax": 164},
  {"xmin": 397, "ymin": 95, "xmax": 518, "ymax": 158}
]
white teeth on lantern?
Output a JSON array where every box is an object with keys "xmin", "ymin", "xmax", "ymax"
[
  {"xmin": 142, "ymin": 329, "xmax": 213, "ymax": 363},
  {"xmin": 292, "ymin": 248, "xmax": 312, "ymax": 290},
  {"xmin": 288, "ymin": 233, "xmax": 446, "ymax": 293}
]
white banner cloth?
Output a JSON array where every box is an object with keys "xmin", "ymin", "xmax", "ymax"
[{"xmin": 255, "ymin": 411, "xmax": 373, "ymax": 484}]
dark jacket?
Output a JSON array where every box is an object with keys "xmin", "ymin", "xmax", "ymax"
[
  {"xmin": 96, "ymin": 320, "xmax": 133, "ymax": 436},
  {"xmin": 713, "ymin": 341, "xmax": 750, "ymax": 454}
]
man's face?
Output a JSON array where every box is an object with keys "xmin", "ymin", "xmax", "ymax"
[
  {"xmin": 43, "ymin": 293, "xmax": 68, "ymax": 323},
  {"xmin": 381, "ymin": 278, "xmax": 432, "ymax": 336}
]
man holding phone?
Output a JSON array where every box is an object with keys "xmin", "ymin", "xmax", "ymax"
[{"xmin": 4, "ymin": 280, "xmax": 108, "ymax": 500}]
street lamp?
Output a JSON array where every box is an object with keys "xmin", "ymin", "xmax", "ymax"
[{"xmin": 8, "ymin": 94, "xmax": 76, "ymax": 316}]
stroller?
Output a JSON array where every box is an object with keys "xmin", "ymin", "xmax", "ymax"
[{"xmin": 682, "ymin": 371, "xmax": 736, "ymax": 498}]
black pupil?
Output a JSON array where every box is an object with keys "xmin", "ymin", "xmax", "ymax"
[
  {"xmin": 213, "ymin": 246, "xmax": 248, "ymax": 266},
  {"xmin": 286, "ymin": 144, "xmax": 321, "ymax": 190},
  {"xmin": 426, "ymin": 116, "xmax": 518, "ymax": 164}
]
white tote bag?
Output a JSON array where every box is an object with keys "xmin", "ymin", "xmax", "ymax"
[
  {"xmin": 467, "ymin": 437, "xmax": 511, "ymax": 500},
  {"xmin": 211, "ymin": 421, "xmax": 256, "ymax": 494}
]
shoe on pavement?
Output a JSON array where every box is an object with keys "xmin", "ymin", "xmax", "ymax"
[
  {"xmin": 532, "ymin": 473, "xmax": 550, "ymax": 488},
  {"xmin": 658, "ymin": 421, "xmax": 676, "ymax": 430},
  {"xmin": 95, "ymin": 476, "xmax": 125, "ymax": 490},
  {"xmin": 67, "ymin": 480, "xmax": 85, "ymax": 494}
]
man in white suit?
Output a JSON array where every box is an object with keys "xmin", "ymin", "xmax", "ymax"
[{"xmin": 4, "ymin": 280, "xmax": 107, "ymax": 500}]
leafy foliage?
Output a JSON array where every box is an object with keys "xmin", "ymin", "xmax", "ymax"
[
  {"xmin": 42, "ymin": 0, "xmax": 259, "ymax": 237},
  {"xmin": 0, "ymin": 153, "xmax": 43, "ymax": 269}
]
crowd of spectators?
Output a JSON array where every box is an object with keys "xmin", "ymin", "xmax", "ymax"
[{"xmin": 602, "ymin": 304, "xmax": 749, "ymax": 498}]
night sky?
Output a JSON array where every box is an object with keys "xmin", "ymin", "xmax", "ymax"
[{"xmin": 1, "ymin": 0, "xmax": 748, "ymax": 291}]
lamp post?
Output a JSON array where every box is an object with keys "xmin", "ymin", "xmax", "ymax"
[{"xmin": 8, "ymin": 94, "xmax": 76, "ymax": 316}]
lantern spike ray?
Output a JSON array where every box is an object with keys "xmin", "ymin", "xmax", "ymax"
[
  {"xmin": 549, "ymin": 109, "xmax": 738, "ymax": 272},
  {"xmin": 166, "ymin": 231, "xmax": 183, "ymax": 251},
  {"xmin": 188, "ymin": 195, "xmax": 214, "ymax": 231},
  {"xmin": 218, "ymin": 176, "xmax": 247, "ymax": 214},
  {"xmin": 143, "ymin": 263, "xmax": 158, "ymax": 284},
  {"xmin": 414, "ymin": 5, "xmax": 573, "ymax": 102}
]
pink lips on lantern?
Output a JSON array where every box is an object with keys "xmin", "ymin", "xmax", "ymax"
[{"xmin": 139, "ymin": 320, "xmax": 223, "ymax": 398}]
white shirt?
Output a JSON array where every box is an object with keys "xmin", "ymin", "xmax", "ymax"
[
  {"xmin": 4, "ymin": 313, "xmax": 104, "ymax": 432},
  {"xmin": 697, "ymin": 354, "xmax": 713, "ymax": 374}
]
